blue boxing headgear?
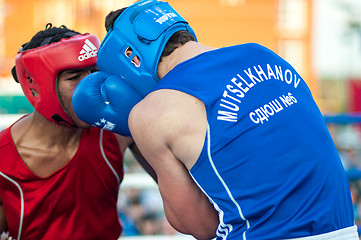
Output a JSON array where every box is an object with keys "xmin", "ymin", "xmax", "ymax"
[{"xmin": 97, "ymin": 0, "xmax": 197, "ymax": 97}]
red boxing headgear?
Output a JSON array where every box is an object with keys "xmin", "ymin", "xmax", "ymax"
[{"xmin": 15, "ymin": 34, "xmax": 100, "ymax": 126}]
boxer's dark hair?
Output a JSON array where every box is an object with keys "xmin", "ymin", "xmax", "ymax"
[
  {"xmin": 104, "ymin": 8, "xmax": 195, "ymax": 60},
  {"xmin": 13, "ymin": 23, "xmax": 80, "ymax": 83},
  {"xmin": 21, "ymin": 23, "xmax": 80, "ymax": 51},
  {"xmin": 105, "ymin": 8, "xmax": 126, "ymax": 32},
  {"xmin": 160, "ymin": 30, "xmax": 195, "ymax": 58}
]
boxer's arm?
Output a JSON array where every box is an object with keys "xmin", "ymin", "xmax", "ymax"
[
  {"xmin": 129, "ymin": 101, "xmax": 218, "ymax": 239},
  {"xmin": 0, "ymin": 198, "xmax": 7, "ymax": 233}
]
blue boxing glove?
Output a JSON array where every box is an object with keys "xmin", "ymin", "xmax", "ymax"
[{"xmin": 72, "ymin": 71, "xmax": 142, "ymax": 136}]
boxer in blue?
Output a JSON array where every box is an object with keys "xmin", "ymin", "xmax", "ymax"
[{"xmin": 72, "ymin": 1, "xmax": 358, "ymax": 239}]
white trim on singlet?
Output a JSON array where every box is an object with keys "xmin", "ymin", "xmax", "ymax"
[
  {"xmin": 0, "ymin": 171, "xmax": 24, "ymax": 240},
  {"xmin": 190, "ymin": 174, "xmax": 233, "ymax": 240},
  {"xmin": 99, "ymin": 129, "xmax": 120, "ymax": 185},
  {"xmin": 206, "ymin": 123, "xmax": 250, "ymax": 240}
]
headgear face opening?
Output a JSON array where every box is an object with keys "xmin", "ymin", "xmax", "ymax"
[
  {"xmin": 15, "ymin": 34, "xmax": 100, "ymax": 126},
  {"xmin": 97, "ymin": 0, "xmax": 197, "ymax": 97}
]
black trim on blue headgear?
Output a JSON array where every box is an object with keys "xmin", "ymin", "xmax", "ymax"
[{"xmin": 97, "ymin": 0, "xmax": 197, "ymax": 97}]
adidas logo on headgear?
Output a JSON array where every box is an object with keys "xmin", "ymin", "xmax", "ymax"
[{"xmin": 78, "ymin": 39, "xmax": 98, "ymax": 61}]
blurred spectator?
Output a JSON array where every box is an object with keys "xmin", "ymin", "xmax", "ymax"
[
  {"xmin": 117, "ymin": 149, "xmax": 179, "ymax": 237},
  {"xmin": 118, "ymin": 186, "xmax": 180, "ymax": 236},
  {"xmin": 118, "ymin": 188, "xmax": 143, "ymax": 236},
  {"xmin": 326, "ymin": 122, "xmax": 361, "ymax": 239},
  {"xmin": 341, "ymin": 148, "xmax": 361, "ymax": 169},
  {"xmin": 334, "ymin": 125, "xmax": 361, "ymax": 169},
  {"xmin": 136, "ymin": 212, "xmax": 160, "ymax": 235}
]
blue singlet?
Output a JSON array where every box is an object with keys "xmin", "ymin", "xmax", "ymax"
[{"xmin": 151, "ymin": 43, "xmax": 354, "ymax": 240}]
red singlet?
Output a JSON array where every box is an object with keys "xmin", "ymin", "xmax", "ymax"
[{"xmin": 0, "ymin": 127, "xmax": 124, "ymax": 240}]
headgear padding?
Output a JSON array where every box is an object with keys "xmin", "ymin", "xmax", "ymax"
[
  {"xmin": 97, "ymin": 0, "xmax": 197, "ymax": 97},
  {"xmin": 15, "ymin": 34, "xmax": 100, "ymax": 126}
]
